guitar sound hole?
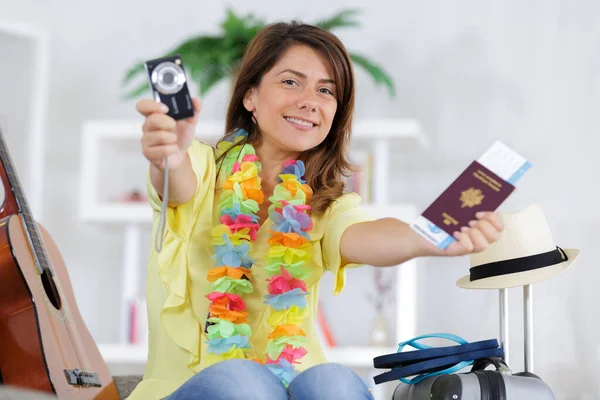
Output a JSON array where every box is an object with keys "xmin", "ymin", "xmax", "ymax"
[{"xmin": 41, "ymin": 269, "xmax": 62, "ymax": 310}]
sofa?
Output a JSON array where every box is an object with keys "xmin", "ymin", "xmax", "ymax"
[
  {"xmin": 113, "ymin": 375, "xmax": 143, "ymax": 399},
  {"xmin": 0, "ymin": 376, "xmax": 142, "ymax": 399}
]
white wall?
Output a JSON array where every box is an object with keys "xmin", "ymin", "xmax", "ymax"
[{"xmin": 2, "ymin": 0, "xmax": 598, "ymax": 398}]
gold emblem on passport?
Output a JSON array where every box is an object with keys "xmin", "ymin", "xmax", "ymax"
[
  {"xmin": 442, "ymin": 212, "xmax": 458, "ymax": 225},
  {"xmin": 460, "ymin": 187, "xmax": 484, "ymax": 208}
]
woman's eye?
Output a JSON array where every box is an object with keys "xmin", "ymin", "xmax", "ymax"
[
  {"xmin": 320, "ymin": 88, "xmax": 334, "ymax": 95},
  {"xmin": 283, "ymin": 79, "xmax": 297, "ymax": 86}
]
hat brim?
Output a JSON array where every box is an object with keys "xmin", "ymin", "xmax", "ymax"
[{"xmin": 456, "ymin": 248, "xmax": 580, "ymax": 290}]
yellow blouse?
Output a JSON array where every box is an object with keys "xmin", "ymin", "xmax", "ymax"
[{"xmin": 127, "ymin": 140, "xmax": 374, "ymax": 400}]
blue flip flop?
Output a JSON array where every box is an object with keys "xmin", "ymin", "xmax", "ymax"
[
  {"xmin": 372, "ymin": 333, "xmax": 504, "ymax": 385},
  {"xmin": 374, "ymin": 334, "xmax": 499, "ymax": 369}
]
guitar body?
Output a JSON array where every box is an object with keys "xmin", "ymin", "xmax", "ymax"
[
  {"xmin": 0, "ymin": 215, "xmax": 119, "ymax": 398},
  {"xmin": 0, "ymin": 127, "xmax": 118, "ymax": 399}
]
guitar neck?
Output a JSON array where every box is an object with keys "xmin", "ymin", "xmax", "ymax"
[{"xmin": 0, "ymin": 129, "xmax": 49, "ymax": 275}]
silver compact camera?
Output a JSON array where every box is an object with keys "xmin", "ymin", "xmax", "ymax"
[{"xmin": 145, "ymin": 54, "xmax": 194, "ymax": 120}]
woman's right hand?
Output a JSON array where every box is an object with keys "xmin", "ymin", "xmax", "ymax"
[{"xmin": 136, "ymin": 97, "xmax": 202, "ymax": 171}]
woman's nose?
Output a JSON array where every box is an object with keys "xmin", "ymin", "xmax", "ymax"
[{"xmin": 296, "ymin": 93, "xmax": 319, "ymax": 112}]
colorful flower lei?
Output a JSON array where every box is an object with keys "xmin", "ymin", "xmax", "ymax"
[{"xmin": 204, "ymin": 130, "xmax": 312, "ymax": 386}]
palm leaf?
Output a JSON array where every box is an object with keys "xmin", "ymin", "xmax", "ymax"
[
  {"xmin": 313, "ymin": 9, "xmax": 361, "ymax": 31},
  {"xmin": 194, "ymin": 62, "xmax": 232, "ymax": 96},
  {"xmin": 120, "ymin": 36, "xmax": 228, "ymax": 99},
  {"xmin": 122, "ymin": 62, "xmax": 145, "ymax": 85},
  {"xmin": 350, "ymin": 52, "xmax": 396, "ymax": 97},
  {"xmin": 119, "ymin": 8, "xmax": 397, "ymax": 100},
  {"xmin": 221, "ymin": 8, "xmax": 265, "ymax": 41},
  {"xmin": 168, "ymin": 35, "xmax": 225, "ymax": 56},
  {"xmin": 120, "ymin": 61, "xmax": 149, "ymax": 100},
  {"xmin": 221, "ymin": 8, "xmax": 265, "ymax": 60},
  {"xmin": 167, "ymin": 36, "xmax": 228, "ymax": 78},
  {"xmin": 177, "ymin": 37, "xmax": 244, "ymax": 95},
  {"xmin": 120, "ymin": 36, "xmax": 221, "ymax": 89}
]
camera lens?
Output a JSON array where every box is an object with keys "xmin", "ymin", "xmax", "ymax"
[
  {"xmin": 151, "ymin": 61, "xmax": 186, "ymax": 95},
  {"xmin": 162, "ymin": 72, "xmax": 175, "ymax": 85}
]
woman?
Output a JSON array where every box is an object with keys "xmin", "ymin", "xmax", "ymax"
[{"xmin": 130, "ymin": 21, "xmax": 503, "ymax": 400}]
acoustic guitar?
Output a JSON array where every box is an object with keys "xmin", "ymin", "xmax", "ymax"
[{"xmin": 0, "ymin": 128, "xmax": 119, "ymax": 399}]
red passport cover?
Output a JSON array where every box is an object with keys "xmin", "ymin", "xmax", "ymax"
[{"xmin": 421, "ymin": 161, "xmax": 515, "ymax": 236}]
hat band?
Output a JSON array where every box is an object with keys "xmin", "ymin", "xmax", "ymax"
[{"xmin": 469, "ymin": 247, "xmax": 567, "ymax": 282}]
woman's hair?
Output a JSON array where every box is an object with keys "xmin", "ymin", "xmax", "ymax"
[{"xmin": 216, "ymin": 20, "xmax": 356, "ymax": 214}]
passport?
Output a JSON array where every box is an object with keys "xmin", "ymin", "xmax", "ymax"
[{"xmin": 411, "ymin": 141, "xmax": 531, "ymax": 249}]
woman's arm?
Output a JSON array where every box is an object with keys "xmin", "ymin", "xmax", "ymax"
[
  {"xmin": 149, "ymin": 152, "xmax": 197, "ymax": 206},
  {"xmin": 137, "ymin": 97, "xmax": 202, "ymax": 206},
  {"xmin": 340, "ymin": 212, "xmax": 503, "ymax": 267}
]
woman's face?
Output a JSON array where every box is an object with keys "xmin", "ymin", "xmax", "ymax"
[{"xmin": 243, "ymin": 44, "xmax": 338, "ymax": 155}]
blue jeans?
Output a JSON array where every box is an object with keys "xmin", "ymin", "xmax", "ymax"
[{"xmin": 166, "ymin": 359, "xmax": 374, "ymax": 400}]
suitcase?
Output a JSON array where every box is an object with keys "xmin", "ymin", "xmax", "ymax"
[
  {"xmin": 389, "ymin": 285, "xmax": 555, "ymax": 399},
  {"xmin": 391, "ymin": 356, "xmax": 554, "ymax": 399}
]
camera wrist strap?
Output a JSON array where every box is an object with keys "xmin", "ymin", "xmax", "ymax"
[{"xmin": 154, "ymin": 157, "xmax": 168, "ymax": 252}]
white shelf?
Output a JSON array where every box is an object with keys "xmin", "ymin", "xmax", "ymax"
[
  {"xmin": 98, "ymin": 343, "xmax": 396, "ymax": 368},
  {"xmin": 99, "ymin": 343, "xmax": 148, "ymax": 365},
  {"xmin": 0, "ymin": 19, "xmax": 50, "ymax": 221},
  {"xmin": 81, "ymin": 118, "xmax": 426, "ymax": 143},
  {"xmin": 363, "ymin": 204, "xmax": 417, "ymax": 221},
  {"xmin": 323, "ymin": 346, "xmax": 397, "ymax": 368},
  {"xmin": 80, "ymin": 202, "xmax": 152, "ymax": 223},
  {"xmin": 84, "ymin": 117, "xmax": 425, "ymax": 367},
  {"xmin": 79, "ymin": 118, "xmax": 426, "ymax": 225},
  {"xmin": 81, "ymin": 120, "xmax": 226, "ymax": 143},
  {"xmin": 80, "ymin": 202, "xmax": 417, "ymax": 224},
  {"xmin": 0, "ymin": 20, "xmax": 48, "ymax": 38},
  {"xmin": 353, "ymin": 119, "xmax": 428, "ymax": 145}
]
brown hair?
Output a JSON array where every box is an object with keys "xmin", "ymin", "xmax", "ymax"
[{"xmin": 216, "ymin": 20, "xmax": 355, "ymax": 214}]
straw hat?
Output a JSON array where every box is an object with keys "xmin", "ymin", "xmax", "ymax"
[{"xmin": 456, "ymin": 204, "xmax": 579, "ymax": 289}]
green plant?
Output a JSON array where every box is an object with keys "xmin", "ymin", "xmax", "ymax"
[{"xmin": 121, "ymin": 9, "xmax": 395, "ymax": 100}]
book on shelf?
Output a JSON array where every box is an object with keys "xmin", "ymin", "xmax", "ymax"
[
  {"xmin": 344, "ymin": 149, "xmax": 373, "ymax": 202},
  {"xmin": 316, "ymin": 301, "xmax": 337, "ymax": 348},
  {"xmin": 128, "ymin": 296, "xmax": 148, "ymax": 345}
]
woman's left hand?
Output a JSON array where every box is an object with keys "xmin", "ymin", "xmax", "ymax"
[{"xmin": 442, "ymin": 211, "xmax": 504, "ymax": 257}]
